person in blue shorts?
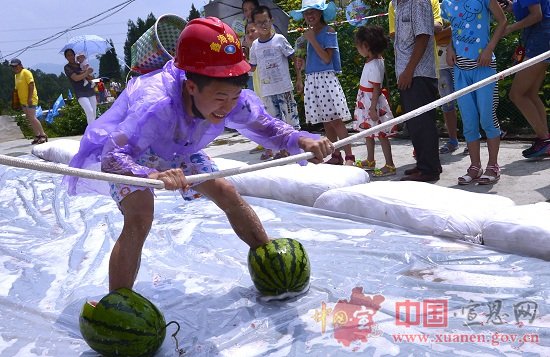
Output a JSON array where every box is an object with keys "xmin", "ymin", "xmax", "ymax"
[{"xmin": 442, "ymin": 0, "xmax": 507, "ymax": 185}]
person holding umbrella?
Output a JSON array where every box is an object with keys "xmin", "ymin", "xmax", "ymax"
[
  {"xmin": 64, "ymin": 48, "xmax": 97, "ymax": 125},
  {"xmin": 61, "ymin": 35, "xmax": 112, "ymax": 125}
]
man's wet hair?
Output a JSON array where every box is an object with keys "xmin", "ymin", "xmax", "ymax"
[
  {"xmin": 252, "ymin": 6, "xmax": 273, "ymax": 22},
  {"xmin": 185, "ymin": 72, "xmax": 249, "ymax": 91}
]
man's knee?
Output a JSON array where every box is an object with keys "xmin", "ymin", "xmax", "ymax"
[
  {"xmin": 208, "ymin": 179, "xmax": 242, "ymax": 211},
  {"xmin": 121, "ymin": 208, "xmax": 153, "ymax": 239},
  {"xmin": 119, "ymin": 191, "xmax": 154, "ymax": 235}
]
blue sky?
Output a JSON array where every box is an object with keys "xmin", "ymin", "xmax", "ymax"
[{"xmin": 0, "ymin": 0, "xmax": 207, "ymax": 71}]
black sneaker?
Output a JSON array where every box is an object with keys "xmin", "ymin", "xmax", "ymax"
[{"xmin": 522, "ymin": 138, "xmax": 550, "ymax": 158}]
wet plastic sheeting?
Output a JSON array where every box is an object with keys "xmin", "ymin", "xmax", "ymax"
[{"xmin": 0, "ymin": 159, "xmax": 549, "ymax": 356}]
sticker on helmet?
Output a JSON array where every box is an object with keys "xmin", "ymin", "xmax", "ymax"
[
  {"xmin": 210, "ymin": 43, "xmax": 222, "ymax": 52},
  {"xmin": 224, "ymin": 45, "xmax": 236, "ymax": 54},
  {"xmin": 210, "ymin": 33, "xmax": 241, "ymax": 54}
]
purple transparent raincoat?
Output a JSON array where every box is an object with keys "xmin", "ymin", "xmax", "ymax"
[{"xmin": 66, "ymin": 60, "xmax": 317, "ymax": 195}]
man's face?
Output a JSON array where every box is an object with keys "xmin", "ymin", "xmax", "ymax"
[
  {"xmin": 253, "ymin": 12, "xmax": 272, "ymax": 38},
  {"xmin": 10, "ymin": 65, "xmax": 21, "ymax": 73},
  {"xmin": 186, "ymin": 80, "xmax": 242, "ymax": 124}
]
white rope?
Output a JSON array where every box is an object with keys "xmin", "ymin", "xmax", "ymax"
[
  {"xmin": 288, "ymin": 12, "xmax": 389, "ymax": 34},
  {"xmin": 1, "ymin": 50, "xmax": 548, "ymax": 188},
  {"xmin": 332, "ymin": 49, "xmax": 550, "ymax": 150},
  {"xmin": 0, "ymin": 154, "xmax": 164, "ymax": 189},
  {"xmin": 185, "ymin": 49, "xmax": 550, "ymax": 183},
  {"xmin": 334, "ymin": 51, "xmax": 550, "ymax": 148}
]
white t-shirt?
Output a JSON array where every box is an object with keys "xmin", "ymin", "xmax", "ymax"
[
  {"xmin": 249, "ymin": 34, "xmax": 295, "ymax": 97},
  {"xmin": 359, "ymin": 58, "xmax": 385, "ymax": 88}
]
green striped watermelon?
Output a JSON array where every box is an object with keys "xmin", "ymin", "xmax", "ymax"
[
  {"xmin": 248, "ymin": 238, "xmax": 311, "ymax": 297},
  {"xmin": 79, "ymin": 288, "xmax": 166, "ymax": 357}
]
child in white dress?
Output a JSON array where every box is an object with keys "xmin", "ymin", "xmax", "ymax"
[{"xmin": 353, "ymin": 25, "xmax": 397, "ymax": 177}]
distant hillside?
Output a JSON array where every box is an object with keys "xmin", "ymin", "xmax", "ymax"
[
  {"xmin": 31, "ymin": 63, "xmax": 65, "ymax": 75},
  {"xmin": 30, "ymin": 58, "xmax": 100, "ymax": 76}
]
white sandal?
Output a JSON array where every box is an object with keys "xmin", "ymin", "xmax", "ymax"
[
  {"xmin": 458, "ymin": 165, "xmax": 483, "ymax": 185},
  {"xmin": 478, "ymin": 164, "xmax": 501, "ymax": 185}
]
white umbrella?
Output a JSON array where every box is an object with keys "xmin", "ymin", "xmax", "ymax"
[
  {"xmin": 60, "ymin": 35, "xmax": 112, "ymax": 58},
  {"xmin": 204, "ymin": 0, "xmax": 290, "ymax": 37}
]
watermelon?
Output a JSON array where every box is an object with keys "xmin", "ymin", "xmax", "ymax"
[
  {"xmin": 79, "ymin": 288, "xmax": 166, "ymax": 357},
  {"xmin": 248, "ymin": 238, "xmax": 311, "ymax": 298}
]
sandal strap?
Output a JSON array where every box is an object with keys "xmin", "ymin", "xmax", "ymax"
[
  {"xmin": 374, "ymin": 164, "xmax": 396, "ymax": 172},
  {"xmin": 373, "ymin": 164, "xmax": 397, "ymax": 176},
  {"xmin": 485, "ymin": 164, "xmax": 500, "ymax": 172},
  {"xmin": 478, "ymin": 163, "xmax": 501, "ymax": 185},
  {"xmin": 458, "ymin": 165, "xmax": 483, "ymax": 184},
  {"xmin": 467, "ymin": 165, "xmax": 482, "ymax": 173},
  {"xmin": 356, "ymin": 159, "xmax": 376, "ymax": 170}
]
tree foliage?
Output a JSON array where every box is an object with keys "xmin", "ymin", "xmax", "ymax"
[
  {"xmin": 0, "ymin": 60, "xmax": 16, "ymax": 113},
  {"xmin": 188, "ymin": 4, "xmax": 201, "ymax": 21},
  {"xmin": 99, "ymin": 39, "xmax": 123, "ymax": 80}
]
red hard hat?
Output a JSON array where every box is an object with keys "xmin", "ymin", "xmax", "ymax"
[{"xmin": 174, "ymin": 17, "xmax": 251, "ymax": 77}]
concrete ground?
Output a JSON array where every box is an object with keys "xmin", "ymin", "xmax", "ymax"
[{"xmin": 1, "ymin": 115, "xmax": 549, "ymax": 205}]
